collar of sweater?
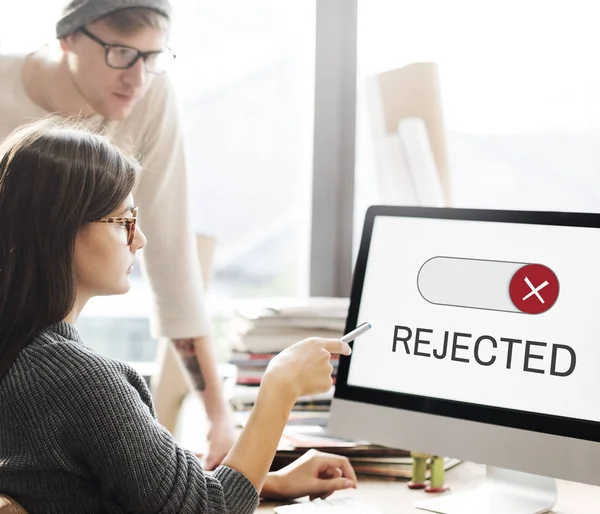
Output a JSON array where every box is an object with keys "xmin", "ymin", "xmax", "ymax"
[{"xmin": 43, "ymin": 321, "xmax": 83, "ymax": 344}]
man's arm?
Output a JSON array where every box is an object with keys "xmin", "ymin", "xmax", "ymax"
[
  {"xmin": 173, "ymin": 336, "xmax": 235, "ymax": 470},
  {"xmin": 173, "ymin": 334, "xmax": 231, "ymax": 422},
  {"xmin": 172, "ymin": 338, "xmax": 207, "ymax": 392},
  {"xmin": 116, "ymin": 74, "xmax": 235, "ymax": 466}
]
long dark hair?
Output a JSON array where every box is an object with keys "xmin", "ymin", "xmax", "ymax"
[{"xmin": 0, "ymin": 117, "xmax": 139, "ymax": 377}]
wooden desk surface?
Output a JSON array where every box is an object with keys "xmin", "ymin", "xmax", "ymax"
[{"xmin": 256, "ymin": 462, "xmax": 600, "ymax": 513}]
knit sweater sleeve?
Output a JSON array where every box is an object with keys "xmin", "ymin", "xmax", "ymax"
[{"xmin": 46, "ymin": 350, "xmax": 258, "ymax": 513}]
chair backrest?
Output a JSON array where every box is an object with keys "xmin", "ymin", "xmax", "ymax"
[
  {"xmin": 366, "ymin": 62, "xmax": 452, "ymax": 206},
  {"xmin": 0, "ymin": 494, "xmax": 27, "ymax": 514}
]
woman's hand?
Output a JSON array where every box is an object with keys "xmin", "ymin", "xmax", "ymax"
[
  {"xmin": 220, "ymin": 338, "xmax": 351, "ymax": 494},
  {"xmin": 262, "ymin": 338, "xmax": 352, "ymax": 403},
  {"xmin": 261, "ymin": 449, "xmax": 358, "ymax": 501}
]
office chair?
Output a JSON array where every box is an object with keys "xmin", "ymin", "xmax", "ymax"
[{"xmin": 0, "ymin": 494, "xmax": 27, "ymax": 514}]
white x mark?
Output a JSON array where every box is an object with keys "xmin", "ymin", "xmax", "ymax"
[{"xmin": 522, "ymin": 276, "xmax": 549, "ymax": 304}]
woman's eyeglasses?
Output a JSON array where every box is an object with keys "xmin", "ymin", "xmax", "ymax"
[{"xmin": 95, "ymin": 207, "xmax": 138, "ymax": 246}]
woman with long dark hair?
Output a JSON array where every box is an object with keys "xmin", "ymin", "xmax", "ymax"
[{"xmin": 0, "ymin": 117, "xmax": 356, "ymax": 513}]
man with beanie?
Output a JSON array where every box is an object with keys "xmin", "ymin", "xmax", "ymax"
[{"xmin": 0, "ymin": 0, "xmax": 235, "ymax": 469}]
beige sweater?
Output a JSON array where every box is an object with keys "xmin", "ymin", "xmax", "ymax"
[{"xmin": 0, "ymin": 51, "xmax": 209, "ymax": 340}]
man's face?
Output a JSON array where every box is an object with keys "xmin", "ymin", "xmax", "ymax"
[{"xmin": 61, "ymin": 20, "xmax": 169, "ymax": 120}]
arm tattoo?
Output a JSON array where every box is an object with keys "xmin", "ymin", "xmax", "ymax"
[{"xmin": 173, "ymin": 338, "xmax": 206, "ymax": 391}]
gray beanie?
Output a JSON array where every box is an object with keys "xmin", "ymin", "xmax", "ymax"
[{"xmin": 56, "ymin": 0, "xmax": 172, "ymax": 38}]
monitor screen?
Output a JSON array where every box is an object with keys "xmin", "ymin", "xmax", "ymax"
[{"xmin": 334, "ymin": 206, "xmax": 600, "ymax": 443}]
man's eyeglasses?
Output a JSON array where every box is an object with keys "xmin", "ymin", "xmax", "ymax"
[
  {"xmin": 95, "ymin": 207, "xmax": 138, "ymax": 246},
  {"xmin": 80, "ymin": 27, "xmax": 176, "ymax": 75}
]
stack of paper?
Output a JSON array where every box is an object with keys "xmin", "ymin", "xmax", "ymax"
[
  {"xmin": 227, "ymin": 297, "xmax": 348, "ymax": 388},
  {"xmin": 228, "ymin": 296, "xmax": 349, "ymax": 354}
]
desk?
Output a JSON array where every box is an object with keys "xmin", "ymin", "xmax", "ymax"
[{"xmin": 256, "ymin": 462, "xmax": 600, "ymax": 513}]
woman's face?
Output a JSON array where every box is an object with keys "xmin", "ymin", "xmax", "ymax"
[{"xmin": 74, "ymin": 194, "xmax": 146, "ymax": 299}]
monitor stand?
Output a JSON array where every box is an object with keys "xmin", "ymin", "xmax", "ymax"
[{"xmin": 413, "ymin": 466, "xmax": 557, "ymax": 514}]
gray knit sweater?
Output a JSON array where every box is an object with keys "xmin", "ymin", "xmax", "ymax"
[{"xmin": 0, "ymin": 322, "xmax": 259, "ymax": 513}]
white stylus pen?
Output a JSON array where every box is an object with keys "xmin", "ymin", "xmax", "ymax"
[{"xmin": 340, "ymin": 322, "xmax": 372, "ymax": 343}]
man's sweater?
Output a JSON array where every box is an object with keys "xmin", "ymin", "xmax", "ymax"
[{"xmin": 0, "ymin": 322, "xmax": 259, "ymax": 513}]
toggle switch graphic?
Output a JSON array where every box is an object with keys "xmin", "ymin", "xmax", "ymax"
[{"xmin": 417, "ymin": 257, "xmax": 560, "ymax": 314}]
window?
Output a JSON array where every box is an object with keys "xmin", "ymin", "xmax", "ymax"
[
  {"xmin": 169, "ymin": 0, "xmax": 315, "ymax": 303},
  {"xmin": 0, "ymin": 4, "xmax": 61, "ymax": 48},
  {"xmin": 1, "ymin": 1, "xmax": 316, "ymax": 362},
  {"xmin": 355, "ymin": 0, "xmax": 600, "ymax": 247}
]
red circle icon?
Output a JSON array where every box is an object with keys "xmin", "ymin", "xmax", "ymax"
[{"xmin": 509, "ymin": 264, "xmax": 559, "ymax": 314}]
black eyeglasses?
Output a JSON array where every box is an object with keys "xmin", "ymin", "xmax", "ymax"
[{"xmin": 80, "ymin": 27, "xmax": 176, "ymax": 75}]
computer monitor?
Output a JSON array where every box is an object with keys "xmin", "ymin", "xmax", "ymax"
[{"xmin": 328, "ymin": 205, "xmax": 600, "ymax": 514}]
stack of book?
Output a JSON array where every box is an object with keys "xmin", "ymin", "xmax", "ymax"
[
  {"xmin": 227, "ymin": 296, "xmax": 348, "ymax": 386},
  {"xmin": 228, "ymin": 296, "xmax": 348, "ymax": 353},
  {"xmin": 273, "ymin": 425, "xmax": 461, "ymax": 479},
  {"xmin": 231, "ymin": 419, "xmax": 460, "ymax": 479},
  {"xmin": 230, "ymin": 352, "xmax": 340, "ymax": 388},
  {"xmin": 227, "ymin": 297, "xmax": 347, "ymax": 430},
  {"xmin": 231, "ymin": 387, "xmax": 334, "ymax": 429}
]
